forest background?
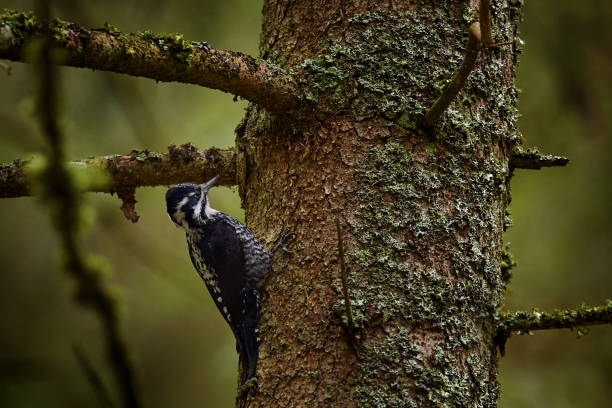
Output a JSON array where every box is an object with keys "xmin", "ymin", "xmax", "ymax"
[{"xmin": 0, "ymin": 0, "xmax": 610, "ymax": 407}]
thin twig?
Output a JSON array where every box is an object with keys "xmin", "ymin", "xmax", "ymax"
[
  {"xmin": 0, "ymin": 9, "xmax": 298, "ymax": 114},
  {"xmin": 422, "ymin": 23, "xmax": 482, "ymax": 128},
  {"xmin": 335, "ymin": 218, "xmax": 355, "ymax": 332},
  {"xmin": 72, "ymin": 344, "xmax": 115, "ymax": 408},
  {"xmin": 35, "ymin": 1, "xmax": 140, "ymax": 406},
  {"xmin": 0, "ymin": 144, "xmax": 237, "ymax": 199},
  {"xmin": 488, "ymin": 41, "xmax": 514, "ymax": 48},
  {"xmin": 479, "ymin": 0, "xmax": 493, "ymax": 46}
]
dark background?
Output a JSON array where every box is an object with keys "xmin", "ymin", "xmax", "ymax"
[{"xmin": 0, "ymin": 1, "xmax": 610, "ymax": 406}]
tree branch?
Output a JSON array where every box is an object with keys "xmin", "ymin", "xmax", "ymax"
[
  {"xmin": 479, "ymin": 0, "xmax": 493, "ymax": 46},
  {"xmin": 72, "ymin": 344, "xmax": 115, "ymax": 408},
  {"xmin": 33, "ymin": 0, "xmax": 140, "ymax": 404},
  {"xmin": 496, "ymin": 301, "xmax": 612, "ymax": 354},
  {"xmin": 0, "ymin": 143, "xmax": 237, "ymax": 198},
  {"xmin": 335, "ymin": 218, "xmax": 355, "ymax": 334},
  {"xmin": 422, "ymin": 22, "xmax": 482, "ymax": 128},
  {"xmin": 498, "ymin": 301, "xmax": 612, "ymax": 334},
  {"xmin": 0, "ymin": 10, "xmax": 298, "ymax": 114},
  {"xmin": 511, "ymin": 146, "xmax": 569, "ymax": 170}
]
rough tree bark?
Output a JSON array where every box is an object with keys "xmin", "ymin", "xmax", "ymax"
[
  {"xmin": 5, "ymin": 1, "xmax": 610, "ymax": 407},
  {"xmin": 237, "ymin": 0, "xmax": 519, "ymax": 406}
]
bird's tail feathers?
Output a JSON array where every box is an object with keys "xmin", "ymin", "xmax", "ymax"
[{"xmin": 238, "ymin": 287, "xmax": 260, "ymax": 384}]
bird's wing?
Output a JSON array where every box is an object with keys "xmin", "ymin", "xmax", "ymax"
[
  {"xmin": 198, "ymin": 217, "xmax": 247, "ymax": 332},
  {"xmin": 198, "ymin": 216, "xmax": 261, "ymax": 383}
]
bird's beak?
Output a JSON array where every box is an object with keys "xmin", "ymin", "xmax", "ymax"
[{"xmin": 201, "ymin": 175, "xmax": 218, "ymax": 192}]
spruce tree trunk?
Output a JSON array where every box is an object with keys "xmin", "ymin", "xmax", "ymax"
[{"xmin": 237, "ymin": 1, "xmax": 521, "ymax": 406}]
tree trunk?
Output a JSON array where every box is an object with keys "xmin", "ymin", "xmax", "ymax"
[{"xmin": 237, "ymin": 0, "xmax": 521, "ymax": 406}]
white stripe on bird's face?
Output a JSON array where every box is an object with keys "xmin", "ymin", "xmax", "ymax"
[
  {"xmin": 204, "ymin": 200, "xmax": 219, "ymax": 217},
  {"xmin": 172, "ymin": 196, "xmax": 190, "ymax": 228},
  {"xmin": 192, "ymin": 189, "xmax": 205, "ymax": 222},
  {"xmin": 193, "ymin": 186, "xmax": 218, "ymax": 222}
]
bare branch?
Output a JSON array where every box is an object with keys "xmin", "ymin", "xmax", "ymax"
[
  {"xmin": 479, "ymin": 0, "xmax": 493, "ymax": 46},
  {"xmin": 0, "ymin": 144, "xmax": 237, "ymax": 199},
  {"xmin": 335, "ymin": 218, "xmax": 355, "ymax": 333},
  {"xmin": 422, "ymin": 23, "xmax": 482, "ymax": 128},
  {"xmin": 72, "ymin": 344, "xmax": 115, "ymax": 408},
  {"xmin": 0, "ymin": 10, "xmax": 298, "ymax": 114},
  {"xmin": 511, "ymin": 146, "xmax": 569, "ymax": 170}
]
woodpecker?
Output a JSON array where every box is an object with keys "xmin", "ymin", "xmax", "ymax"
[{"xmin": 165, "ymin": 176, "xmax": 290, "ymax": 384}]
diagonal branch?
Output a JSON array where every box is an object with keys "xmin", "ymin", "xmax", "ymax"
[
  {"xmin": 72, "ymin": 344, "xmax": 115, "ymax": 408},
  {"xmin": 422, "ymin": 22, "xmax": 482, "ymax": 128},
  {"xmin": 0, "ymin": 143, "xmax": 237, "ymax": 198},
  {"xmin": 479, "ymin": 0, "xmax": 493, "ymax": 46},
  {"xmin": 0, "ymin": 10, "xmax": 298, "ymax": 114}
]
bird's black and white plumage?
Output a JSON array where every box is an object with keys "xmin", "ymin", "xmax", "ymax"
[{"xmin": 165, "ymin": 176, "xmax": 273, "ymax": 384}]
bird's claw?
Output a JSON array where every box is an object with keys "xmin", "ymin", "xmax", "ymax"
[
  {"xmin": 237, "ymin": 377, "xmax": 258, "ymax": 398},
  {"xmin": 272, "ymin": 229, "xmax": 295, "ymax": 255}
]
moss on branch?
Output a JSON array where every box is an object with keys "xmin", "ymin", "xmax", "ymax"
[
  {"xmin": 496, "ymin": 301, "xmax": 612, "ymax": 354},
  {"xmin": 0, "ymin": 9, "xmax": 298, "ymax": 114},
  {"xmin": 511, "ymin": 146, "xmax": 569, "ymax": 169},
  {"xmin": 0, "ymin": 143, "xmax": 237, "ymax": 198}
]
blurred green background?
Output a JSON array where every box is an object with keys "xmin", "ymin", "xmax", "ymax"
[{"xmin": 0, "ymin": 1, "xmax": 610, "ymax": 407}]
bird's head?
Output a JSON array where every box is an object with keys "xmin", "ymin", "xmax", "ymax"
[{"xmin": 165, "ymin": 176, "xmax": 218, "ymax": 230}]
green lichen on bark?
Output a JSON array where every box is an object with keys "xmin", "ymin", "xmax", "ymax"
[
  {"xmin": 347, "ymin": 139, "xmax": 507, "ymax": 406},
  {"xmin": 500, "ymin": 243, "xmax": 516, "ymax": 284},
  {"xmin": 297, "ymin": 9, "xmax": 459, "ymax": 118},
  {"xmin": 294, "ymin": 3, "xmax": 522, "ymax": 143},
  {"xmin": 313, "ymin": 3, "xmax": 523, "ymax": 406}
]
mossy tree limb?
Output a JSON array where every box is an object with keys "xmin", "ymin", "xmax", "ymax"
[
  {"xmin": 497, "ymin": 301, "xmax": 612, "ymax": 345},
  {"xmin": 0, "ymin": 10, "xmax": 298, "ymax": 114},
  {"xmin": 0, "ymin": 144, "xmax": 237, "ymax": 198},
  {"xmin": 511, "ymin": 147, "xmax": 569, "ymax": 169}
]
